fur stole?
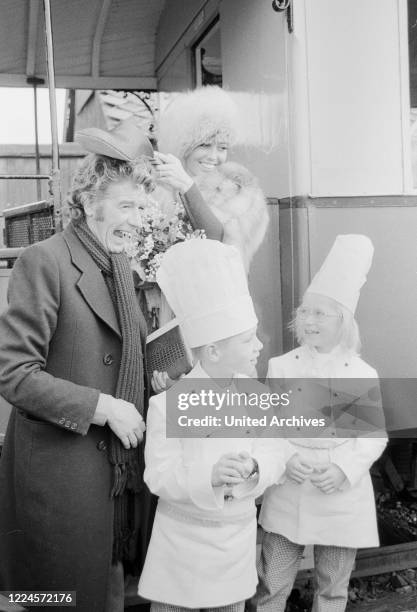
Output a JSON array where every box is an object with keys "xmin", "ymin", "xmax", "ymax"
[{"xmin": 194, "ymin": 162, "xmax": 269, "ymax": 270}]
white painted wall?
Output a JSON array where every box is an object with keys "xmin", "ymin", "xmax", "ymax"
[
  {"xmin": 287, "ymin": 1, "xmax": 312, "ymax": 196},
  {"xmin": 297, "ymin": 0, "xmax": 408, "ymax": 196}
]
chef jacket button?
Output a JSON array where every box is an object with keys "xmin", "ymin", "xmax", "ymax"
[
  {"xmin": 333, "ymin": 392, "xmax": 338, "ymax": 397},
  {"xmin": 344, "ymin": 363, "xmax": 349, "ymax": 367},
  {"xmin": 97, "ymin": 440, "xmax": 107, "ymax": 451},
  {"xmin": 70, "ymin": 422, "xmax": 78, "ymax": 430},
  {"xmin": 295, "ymin": 355, "xmax": 299, "ymax": 359},
  {"xmin": 58, "ymin": 417, "xmax": 66, "ymax": 425},
  {"xmin": 65, "ymin": 420, "xmax": 71, "ymax": 428},
  {"xmin": 331, "ymin": 431, "xmax": 335, "ymax": 436},
  {"xmin": 103, "ymin": 353, "xmax": 114, "ymax": 366}
]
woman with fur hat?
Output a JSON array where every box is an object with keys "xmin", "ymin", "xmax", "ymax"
[{"xmin": 155, "ymin": 86, "xmax": 269, "ymax": 271}]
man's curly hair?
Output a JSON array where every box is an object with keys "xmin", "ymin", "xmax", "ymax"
[{"xmin": 66, "ymin": 153, "xmax": 155, "ymax": 222}]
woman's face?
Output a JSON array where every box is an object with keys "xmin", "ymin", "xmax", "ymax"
[
  {"xmin": 184, "ymin": 137, "xmax": 228, "ymax": 176},
  {"xmin": 296, "ymin": 293, "xmax": 342, "ymax": 353}
]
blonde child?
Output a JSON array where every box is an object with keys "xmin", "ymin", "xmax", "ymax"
[{"xmin": 252, "ymin": 235, "xmax": 387, "ymax": 612}]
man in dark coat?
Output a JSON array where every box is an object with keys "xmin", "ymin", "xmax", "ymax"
[{"xmin": 0, "ymin": 121, "xmax": 223, "ymax": 612}]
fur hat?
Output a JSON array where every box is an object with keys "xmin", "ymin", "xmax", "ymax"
[{"xmin": 157, "ymin": 86, "xmax": 240, "ymax": 160}]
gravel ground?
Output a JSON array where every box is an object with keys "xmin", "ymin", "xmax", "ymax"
[{"xmin": 346, "ymin": 590, "xmax": 417, "ymax": 612}]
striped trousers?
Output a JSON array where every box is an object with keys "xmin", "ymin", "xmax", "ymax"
[{"xmin": 249, "ymin": 530, "xmax": 356, "ymax": 612}]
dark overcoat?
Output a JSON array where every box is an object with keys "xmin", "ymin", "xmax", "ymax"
[{"xmin": 0, "ymin": 224, "xmax": 150, "ymax": 611}]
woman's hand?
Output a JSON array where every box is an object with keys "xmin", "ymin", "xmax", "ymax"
[
  {"xmin": 310, "ymin": 463, "xmax": 347, "ymax": 493},
  {"xmin": 153, "ymin": 152, "xmax": 194, "ymax": 193},
  {"xmin": 285, "ymin": 453, "xmax": 313, "ymax": 484}
]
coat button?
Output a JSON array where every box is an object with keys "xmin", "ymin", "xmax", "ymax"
[
  {"xmin": 97, "ymin": 440, "xmax": 107, "ymax": 451},
  {"xmin": 103, "ymin": 353, "xmax": 114, "ymax": 366}
]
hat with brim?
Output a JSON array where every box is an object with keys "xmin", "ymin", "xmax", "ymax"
[{"xmin": 75, "ymin": 117, "xmax": 154, "ymax": 161}]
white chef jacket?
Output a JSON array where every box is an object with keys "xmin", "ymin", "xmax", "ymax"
[
  {"xmin": 139, "ymin": 362, "xmax": 286, "ymax": 607},
  {"xmin": 259, "ymin": 345, "xmax": 387, "ymax": 548}
]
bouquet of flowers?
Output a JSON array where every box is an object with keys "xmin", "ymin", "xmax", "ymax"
[{"xmin": 128, "ymin": 194, "xmax": 205, "ymax": 283}]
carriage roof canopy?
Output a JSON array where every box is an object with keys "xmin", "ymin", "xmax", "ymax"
[{"xmin": 0, "ymin": 0, "xmax": 165, "ymax": 90}]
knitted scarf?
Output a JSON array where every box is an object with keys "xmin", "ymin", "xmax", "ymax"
[{"xmin": 72, "ymin": 218, "xmax": 146, "ymax": 564}]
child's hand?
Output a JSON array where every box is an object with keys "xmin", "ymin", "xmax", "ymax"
[
  {"xmin": 238, "ymin": 451, "xmax": 257, "ymax": 479},
  {"xmin": 310, "ymin": 463, "xmax": 347, "ymax": 493},
  {"xmin": 151, "ymin": 371, "xmax": 175, "ymax": 394},
  {"xmin": 285, "ymin": 454, "xmax": 313, "ymax": 484},
  {"xmin": 211, "ymin": 453, "xmax": 247, "ymax": 487}
]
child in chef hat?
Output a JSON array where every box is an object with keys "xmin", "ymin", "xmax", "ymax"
[
  {"xmin": 139, "ymin": 239, "xmax": 286, "ymax": 612},
  {"xmin": 250, "ymin": 234, "xmax": 387, "ymax": 612}
]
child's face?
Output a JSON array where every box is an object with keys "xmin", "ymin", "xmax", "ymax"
[
  {"xmin": 216, "ymin": 327, "xmax": 263, "ymax": 377},
  {"xmin": 296, "ymin": 293, "xmax": 342, "ymax": 353}
]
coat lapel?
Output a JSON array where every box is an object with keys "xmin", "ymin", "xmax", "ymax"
[{"xmin": 63, "ymin": 225, "xmax": 121, "ymax": 338}]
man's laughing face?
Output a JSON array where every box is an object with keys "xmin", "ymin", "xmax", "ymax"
[{"xmin": 85, "ymin": 178, "xmax": 147, "ymax": 253}]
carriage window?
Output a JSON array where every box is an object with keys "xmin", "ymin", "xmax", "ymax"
[{"xmin": 193, "ymin": 19, "xmax": 222, "ymax": 87}]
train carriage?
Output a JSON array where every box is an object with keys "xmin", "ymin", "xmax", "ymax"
[{"xmin": 0, "ymin": 0, "xmax": 416, "ymax": 601}]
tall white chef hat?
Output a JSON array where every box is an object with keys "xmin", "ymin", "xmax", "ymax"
[
  {"xmin": 306, "ymin": 234, "xmax": 374, "ymax": 314},
  {"xmin": 156, "ymin": 239, "xmax": 258, "ymax": 347}
]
